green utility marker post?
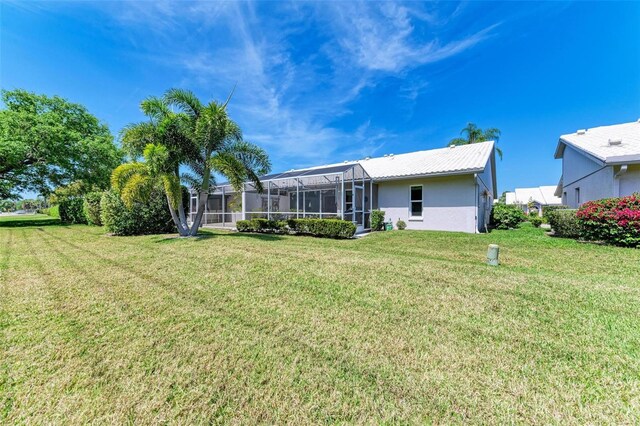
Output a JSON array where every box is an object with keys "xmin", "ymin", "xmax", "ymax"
[{"xmin": 487, "ymin": 244, "xmax": 500, "ymax": 266}]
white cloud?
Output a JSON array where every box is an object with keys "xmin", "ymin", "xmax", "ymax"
[
  {"xmin": 87, "ymin": 1, "xmax": 497, "ymax": 170},
  {"xmin": 324, "ymin": 2, "xmax": 497, "ymax": 73}
]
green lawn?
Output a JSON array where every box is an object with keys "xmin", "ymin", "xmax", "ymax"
[{"xmin": 1, "ymin": 223, "xmax": 639, "ymax": 423}]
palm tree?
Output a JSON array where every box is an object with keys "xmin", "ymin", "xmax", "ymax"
[
  {"xmin": 448, "ymin": 123, "xmax": 502, "ymax": 159},
  {"xmin": 113, "ymin": 89, "xmax": 271, "ymax": 236}
]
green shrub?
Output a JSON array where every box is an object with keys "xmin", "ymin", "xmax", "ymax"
[
  {"xmin": 396, "ymin": 219, "xmax": 407, "ymax": 230},
  {"xmin": 491, "ymin": 204, "xmax": 526, "ymax": 229},
  {"xmin": 83, "ymin": 191, "xmax": 104, "ymax": 226},
  {"xmin": 547, "ymin": 209, "xmax": 581, "ymax": 238},
  {"xmin": 529, "ymin": 216, "xmax": 543, "ymax": 228},
  {"xmin": 100, "ymin": 190, "xmax": 175, "ymax": 236},
  {"xmin": 236, "ymin": 220, "xmax": 253, "ymax": 232},
  {"xmin": 371, "ymin": 210, "xmax": 385, "ymax": 231},
  {"xmin": 238, "ymin": 218, "xmax": 356, "ymax": 239},
  {"xmin": 49, "ymin": 205, "xmax": 60, "ymax": 218},
  {"xmin": 543, "ymin": 205, "xmax": 568, "ymax": 223},
  {"xmin": 59, "ymin": 198, "xmax": 87, "ymax": 224}
]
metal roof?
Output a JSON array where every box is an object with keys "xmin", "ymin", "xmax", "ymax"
[
  {"xmin": 258, "ymin": 163, "xmax": 360, "ymax": 181},
  {"xmin": 555, "ymin": 120, "xmax": 640, "ymax": 165},
  {"xmin": 357, "ymin": 141, "xmax": 494, "ymax": 180},
  {"xmin": 506, "ymin": 186, "xmax": 562, "ymax": 206},
  {"xmin": 210, "ymin": 140, "xmax": 495, "ymax": 192}
]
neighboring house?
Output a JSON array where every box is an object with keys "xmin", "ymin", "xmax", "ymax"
[
  {"xmin": 191, "ymin": 141, "xmax": 497, "ymax": 233},
  {"xmin": 554, "ymin": 120, "xmax": 640, "ymax": 208},
  {"xmin": 504, "ymin": 186, "xmax": 562, "ymax": 216}
]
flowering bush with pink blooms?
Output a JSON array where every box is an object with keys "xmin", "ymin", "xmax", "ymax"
[{"xmin": 576, "ymin": 193, "xmax": 640, "ymax": 247}]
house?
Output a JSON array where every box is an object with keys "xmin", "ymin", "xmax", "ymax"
[
  {"xmin": 504, "ymin": 186, "xmax": 562, "ymax": 216},
  {"xmin": 554, "ymin": 120, "xmax": 640, "ymax": 208},
  {"xmin": 191, "ymin": 141, "xmax": 497, "ymax": 233}
]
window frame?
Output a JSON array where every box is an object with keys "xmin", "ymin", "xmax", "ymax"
[
  {"xmin": 409, "ymin": 185, "xmax": 423, "ymax": 219},
  {"xmin": 575, "ymin": 187, "xmax": 580, "ymax": 206}
]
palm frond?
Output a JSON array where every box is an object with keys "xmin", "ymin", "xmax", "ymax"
[
  {"xmin": 483, "ymin": 128, "xmax": 501, "ymax": 143},
  {"xmin": 180, "ymin": 172, "xmax": 202, "ymax": 191},
  {"xmin": 111, "ymin": 162, "xmax": 148, "ymax": 193},
  {"xmin": 164, "ymin": 88, "xmax": 203, "ymax": 119},
  {"xmin": 212, "ymin": 140, "xmax": 271, "ymax": 192},
  {"xmin": 142, "ymin": 143, "xmax": 170, "ymax": 175},
  {"xmin": 209, "ymin": 152, "xmax": 247, "ymax": 192},
  {"xmin": 162, "ymin": 174, "xmax": 182, "ymax": 210},
  {"xmin": 140, "ymin": 96, "xmax": 171, "ymax": 122},
  {"xmin": 121, "ymin": 174, "xmax": 154, "ymax": 208},
  {"xmin": 495, "ymin": 146, "xmax": 503, "ymax": 160},
  {"xmin": 119, "ymin": 122, "xmax": 158, "ymax": 159}
]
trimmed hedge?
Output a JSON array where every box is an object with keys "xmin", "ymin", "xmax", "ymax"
[
  {"xmin": 100, "ymin": 190, "xmax": 175, "ymax": 236},
  {"xmin": 547, "ymin": 209, "xmax": 581, "ymax": 238},
  {"xmin": 491, "ymin": 204, "xmax": 526, "ymax": 229},
  {"xmin": 371, "ymin": 210, "xmax": 385, "ymax": 231},
  {"xmin": 576, "ymin": 194, "xmax": 640, "ymax": 247},
  {"xmin": 529, "ymin": 216, "xmax": 543, "ymax": 228},
  {"xmin": 236, "ymin": 218, "xmax": 356, "ymax": 239},
  {"xmin": 543, "ymin": 205, "xmax": 568, "ymax": 223},
  {"xmin": 83, "ymin": 191, "xmax": 104, "ymax": 226},
  {"xmin": 40, "ymin": 205, "xmax": 60, "ymax": 218},
  {"xmin": 59, "ymin": 198, "xmax": 87, "ymax": 224}
]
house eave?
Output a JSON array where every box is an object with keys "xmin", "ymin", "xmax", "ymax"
[{"xmin": 371, "ymin": 168, "xmax": 485, "ymax": 183}]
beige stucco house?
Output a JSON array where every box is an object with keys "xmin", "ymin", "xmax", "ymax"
[
  {"xmin": 192, "ymin": 141, "xmax": 497, "ymax": 233},
  {"xmin": 554, "ymin": 120, "xmax": 640, "ymax": 208},
  {"xmin": 504, "ymin": 186, "xmax": 562, "ymax": 216}
]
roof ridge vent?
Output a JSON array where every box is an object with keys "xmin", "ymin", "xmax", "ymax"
[
  {"xmin": 384, "ymin": 154, "xmax": 388, "ymax": 157},
  {"xmin": 389, "ymin": 153, "xmax": 394, "ymax": 157},
  {"xmin": 608, "ymin": 138, "xmax": 622, "ymax": 146},
  {"xmin": 577, "ymin": 129, "xmax": 586, "ymax": 135},
  {"xmin": 364, "ymin": 156, "xmax": 370, "ymax": 160}
]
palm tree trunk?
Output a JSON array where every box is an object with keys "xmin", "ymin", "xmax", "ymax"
[
  {"xmin": 189, "ymin": 191, "xmax": 208, "ymax": 236},
  {"xmin": 189, "ymin": 164, "xmax": 211, "ymax": 236},
  {"xmin": 165, "ymin": 192, "xmax": 190, "ymax": 236}
]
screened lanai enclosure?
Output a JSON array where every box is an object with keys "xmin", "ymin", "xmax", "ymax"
[{"xmin": 189, "ymin": 163, "xmax": 374, "ymax": 233}]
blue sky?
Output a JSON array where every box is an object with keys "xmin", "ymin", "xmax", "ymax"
[{"xmin": 2, "ymin": 1, "xmax": 639, "ymax": 195}]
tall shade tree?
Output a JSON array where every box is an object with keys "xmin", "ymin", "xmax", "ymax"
[
  {"xmin": 0, "ymin": 89, "xmax": 122, "ymax": 199},
  {"xmin": 114, "ymin": 89, "xmax": 271, "ymax": 236},
  {"xmin": 448, "ymin": 122, "xmax": 503, "ymax": 159}
]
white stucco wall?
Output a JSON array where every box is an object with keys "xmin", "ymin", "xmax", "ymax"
[
  {"xmin": 377, "ymin": 174, "xmax": 477, "ymax": 233},
  {"xmin": 561, "ymin": 146, "xmax": 613, "ymax": 207},
  {"xmin": 618, "ymin": 165, "xmax": 640, "ymax": 196}
]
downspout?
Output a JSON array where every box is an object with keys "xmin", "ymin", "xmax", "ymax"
[
  {"xmin": 614, "ymin": 165, "xmax": 628, "ymax": 197},
  {"xmin": 474, "ymin": 173, "xmax": 479, "ymax": 234}
]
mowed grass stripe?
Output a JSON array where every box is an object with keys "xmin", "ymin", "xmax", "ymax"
[{"xmin": 1, "ymin": 224, "xmax": 639, "ymax": 423}]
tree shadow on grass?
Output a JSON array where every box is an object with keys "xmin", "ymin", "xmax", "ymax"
[
  {"xmin": 152, "ymin": 229, "xmax": 284, "ymax": 243},
  {"xmin": 0, "ymin": 218, "xmax": 62, "ymax": 228}
]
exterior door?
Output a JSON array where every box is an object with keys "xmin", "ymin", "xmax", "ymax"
[{"xmin": 354, "ymin": 185, "xmax": 364, "ymax": 233}]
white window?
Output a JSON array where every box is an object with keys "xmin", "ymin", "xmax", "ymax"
[
  {"xmin": 410, "ymin": 185, "xmax": 423, "ymax": 218},
  {"xmin": 575, "ymin": 187, "xmax": 580, "ymax": 205}
]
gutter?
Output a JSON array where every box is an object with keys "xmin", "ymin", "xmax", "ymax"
[{"xmin": 372, "ymin": 168, "xmax": 485, "ymax": 183}]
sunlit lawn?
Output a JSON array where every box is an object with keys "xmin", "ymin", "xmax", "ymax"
[{"xmin": 1, "ymin": 223, "xmax": 639, "ymax": 423}]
